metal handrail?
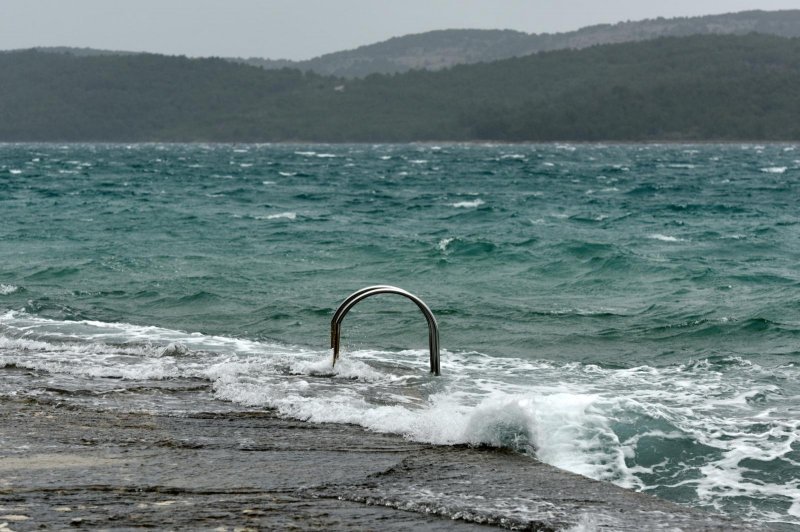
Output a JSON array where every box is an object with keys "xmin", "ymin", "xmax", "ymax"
[
  {"xmin": 330, "ymin": 285, "xmax": 440, "ymax": 375},
  {"xmin": 332, "ymin": 286, "xmax": 413, "ymax": 363}
]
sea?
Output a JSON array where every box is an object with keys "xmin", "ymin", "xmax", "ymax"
[{"xmin": 1, "ymin": 143, "xmax": 798, "ymax": 529}]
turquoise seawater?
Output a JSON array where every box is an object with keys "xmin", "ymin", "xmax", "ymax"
[{"xmin": 1, "ymin": 143, "xmax": 799, "ymax": 528}]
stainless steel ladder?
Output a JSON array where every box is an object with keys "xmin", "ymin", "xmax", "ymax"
[{"xmin": 330, "ymin": 285, "xmax": 440, "ymax": 375}]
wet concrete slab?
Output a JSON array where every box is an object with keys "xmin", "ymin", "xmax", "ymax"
[{"xmin": 0, "ymin": 398, "xmax": 753, "ymax": 530}]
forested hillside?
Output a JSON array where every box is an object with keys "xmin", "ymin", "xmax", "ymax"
[
  {"xmin": 242, "ymin": 9, "xmax": 800, "ymax": 77},
  {"xmin": 32, "ymin": 10, "xmax": 800, "ymax": 78},
  {"xmin": 2, "ymin": 34, "xmax": 800, "ymax": 142}
]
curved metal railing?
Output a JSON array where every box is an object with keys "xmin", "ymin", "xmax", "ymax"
[{"xmin": 330, "ymin": 285, "xmax": 440, "ymax": 375}]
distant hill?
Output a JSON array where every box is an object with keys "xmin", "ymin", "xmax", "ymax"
[
  {"xmin": 26, "ymin": 10, "xmax": 800, "ymax": 78},
  {"xmin": 239, "ymin": 9, "xmax": 800, "ymax": 77},
  {"xmin": 2, "ymin": 34, "xmax": 800, "ymax": 142},
  {"xmin": 236, "ymin": 29, "xmax": 534, "ymax": 77}
]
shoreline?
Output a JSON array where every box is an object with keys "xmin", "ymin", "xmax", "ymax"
[
  {"xmin": 0, "ymin": 140, "xmax": 798, "ymax": 147},
  {"xmin": 0, "ymin": 398, "xmax": 752, "ymax": 530}
]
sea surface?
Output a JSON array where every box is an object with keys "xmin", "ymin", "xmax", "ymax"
[{"xmin": 1, "ymin": 143, "xmax": 798, "ymax": 529}]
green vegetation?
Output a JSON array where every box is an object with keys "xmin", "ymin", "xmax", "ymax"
[
  {"xmin": 3, "ymin": 34, "xmax": 800, "ymax": 142},
  {"xmin": 242, "ymin": 9, "xmax": 800, "ymax": 77},
  {"xmin": 31, "ymin": 10, "xmax": 800, "ymax": 78}
]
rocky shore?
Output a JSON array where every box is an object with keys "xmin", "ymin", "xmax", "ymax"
[{"xmin": 0, "ymin": 398, "xmax": 752, "ymax": 530}]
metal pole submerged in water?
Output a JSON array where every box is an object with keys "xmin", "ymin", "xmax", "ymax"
[{"xmin": 330, "ymin": 285, "xmax": 440, "ymax": 376}]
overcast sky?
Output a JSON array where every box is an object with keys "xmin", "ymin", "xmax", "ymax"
[{"xmin": 2, "ymin": 0, "xmax": 798, "ymax": 60}]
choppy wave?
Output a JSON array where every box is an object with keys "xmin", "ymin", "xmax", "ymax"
[
  {"xmin": 648, "ymin": 234, "xmax": 685, "ymax": 242},
  {"xmin": 4, "ymin": 142, "xmax": 800, "ymax": 527},
  {"xmin": 451, "ymin": 199, "xmax": 485, "ymax": 208},
  {"xmin": 258, "ymin": 212, "xmax": 297, "ymax": 220},
  {"xmin": 0, "ymin": 284, "xmax": 19, "ymax": 295},
  {"xmin": 760, "ymin": 166, "xmax": 788, "ymax": 174}
]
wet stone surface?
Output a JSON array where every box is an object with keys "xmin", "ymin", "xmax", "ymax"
[{"xmin": 0, "ymin": 398, "xmax": 753, "ymax": 531}]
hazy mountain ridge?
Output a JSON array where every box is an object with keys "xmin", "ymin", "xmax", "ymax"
[
  {"xmin": 274, "ymin": 29, "xmax": 533, "ymax": 77},
  {"xmin": 27, "ymin": 10, "xmax": 800, "ymax": 78},
  {"xmin": 3, "ymin": 34, "xmax": 800, "ymax": 142},
  {"xmin": 251, "ymin": 9, "xmax": 800, "ymax": 77}
]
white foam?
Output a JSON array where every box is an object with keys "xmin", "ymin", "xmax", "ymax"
[
  {"xmin": 451, "ymin": 199, "xmax": 484, "ymax": 208},
  {"xmin": 205, "ymin": 356, "xmax": 635, "ymax": 486},
  {"xmin": 564, "ymin": 514, "xmax": 599, "ymax": 532},
  {"xmin": 648, "ymin": 234, "xmax": 685, "ymax": 242},
  {"xmin": 760, "ymin": 166, "xmax": 787, "ymax": 174},
  {"xmin": 462, "ymin": 392, "xmax": 630, "ymax": 482},
  {"xmin": 0, "ymin": 310, "xmax": 274, "ymax": 356},
  {"xmin": 437, "ymin": 238, "xmax": 454, "ymax": 251},
  {"xmin": 290, "ymin": 356, "xmax": 387, "ymax": 382},
  {"xmin": 9, "ymin": 169, "xmax": 22, "ymax": 175},
  {"xmin": 0, "ymin": 285, "xmax": 18, "ymax": 295},
  {"xmin": 262, "ymin": 212, "xmax": 296, "ymax": 220},
  {"xmin": 2, "ymin": 311, "xmax": 798, "ymax": 526}
]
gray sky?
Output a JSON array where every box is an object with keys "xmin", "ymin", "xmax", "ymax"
[{"xmin": 2, "ymin": 0, "xmax": 799, "ymax": 60}]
